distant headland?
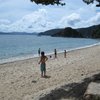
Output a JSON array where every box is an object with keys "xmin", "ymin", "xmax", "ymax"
[{"xmin": 38, "ymin": 24, "xmax": 100, "ymax": 38}]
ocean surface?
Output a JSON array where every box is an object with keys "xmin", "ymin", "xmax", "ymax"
[{"xmin": 0, "ymin": 34, "xmax": 100, "ymax": 63}]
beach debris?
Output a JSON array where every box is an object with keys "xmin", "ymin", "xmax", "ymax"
[{"xmin": 31, "ymin": 80, "xmax": 37, "ymax": 83}]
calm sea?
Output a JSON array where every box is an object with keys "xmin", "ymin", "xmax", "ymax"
[{"xmin": 0, "ymin": 34, "xmax": 100, "ymax": 63}]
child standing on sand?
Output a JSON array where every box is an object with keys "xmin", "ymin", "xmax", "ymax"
[
  {"xmin": 54, "ymin": 49, "xmax": 57, "ymax": 58},
  {"xmin": 38, "ymin": 51, "xmax": 48, "ymax": 77},
  {"xmin": 64, "ymin": 50, "xmax": 67, "ymax": 58}
]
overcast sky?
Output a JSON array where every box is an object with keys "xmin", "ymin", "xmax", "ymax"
[{"xmin": 0, "ymin": 0, "xmax": 100, "ymax": 33}]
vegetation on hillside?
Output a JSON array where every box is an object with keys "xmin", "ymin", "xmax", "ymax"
[{"xmin": 92, "ymin": 27, "xmax": 100, "ymax": 38}]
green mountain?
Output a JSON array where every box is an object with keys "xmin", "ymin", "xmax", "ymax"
[
  {"xmin": 38, "ymin": 24, "xmax": 100, "ymax": 38},
  {"xmin": 77, "ymin": 24, "xmax": 100, "ymax": 38},
  {"xmin": 38, "ymin": 28, "xmax": 63, "ymax": 36},
  {"xmin": 52, "ymin": 27, "xmax": 83, "ymax": 38}
]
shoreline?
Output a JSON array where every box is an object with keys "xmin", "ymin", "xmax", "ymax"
[{"xmin": 0, "ymin": 42, "xmax": 100, "ymax": 65}]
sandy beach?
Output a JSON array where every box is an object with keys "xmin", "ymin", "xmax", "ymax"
[{"xmin": 0, "ymin": 45, "xmax": 100, "ymax": 100}]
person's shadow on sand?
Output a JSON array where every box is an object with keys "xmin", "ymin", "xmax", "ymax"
[{"xmin": 43, "ymin": 75, "xmax": 51, "ymax": 79}]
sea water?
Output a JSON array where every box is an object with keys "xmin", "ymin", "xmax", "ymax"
[{"xmin": 0, "ymin": 34, "xmax": 100, "ymax": 63}]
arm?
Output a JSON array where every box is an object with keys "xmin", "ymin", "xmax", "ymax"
[
  {"xmin": 45, "ymin": 56, "xmax": 48, "ymax": 62},
  {"xmin": 38, "ymin": 57, "xmax": 41, "ymax": 64}
]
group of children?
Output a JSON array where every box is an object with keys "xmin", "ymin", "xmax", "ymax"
[{"xmin": 38, "ymin": 48, "xmax": 67, "ymax": 78}]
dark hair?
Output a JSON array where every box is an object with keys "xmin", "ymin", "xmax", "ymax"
[{"xmin": 41, "ymin": 51, "xmax": 45, "ymax": 56}]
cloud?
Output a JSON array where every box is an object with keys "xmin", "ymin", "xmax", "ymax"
[
  {"xmin": 0, "ymin": 0, "xmax": 39, "ymax": 21},
  {"xmin": 0, "ymin": 10, "xmax": 100, "ymax": 33},
  {"xmin": 59, "ymin": 13, "xmax": 81, "ymax": 27},
  {"xmin": 77, "ymin": 12, "xmax": 100, "ymax": 28},
  {"xmin": 0, "ymin": 9, "xmax": 56, "ymax": 33},
  {"xmin": 88, "ymin": 12, "xmax": 100, "ymax": 25},
  {"xmin": 0, "ymin": 19, "xmax": 11, "ymax": 25}
]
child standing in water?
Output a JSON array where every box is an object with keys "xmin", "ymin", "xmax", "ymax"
[
  {"xmin": 38, "ymin": 48, "xmax": 41, "ymax": 56},
  {"xmin": 38, "ymin": 51, "xmax": 48, "ymax": 77}
]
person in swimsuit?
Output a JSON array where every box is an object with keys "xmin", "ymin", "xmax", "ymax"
[
  {"xmin": 54, "ymin": 49, "xmax": 57, "ymax": 58},
  {"xmin": 38, "ymin": 48, "xmax": 41, "ymax": 56},
  {"xmin": 64, "ymin": 50, "xmax": 67, "ymax": 58},
  {"xmin": 38, "ymin": 51, "xmax": 48, "ymax": 77}
]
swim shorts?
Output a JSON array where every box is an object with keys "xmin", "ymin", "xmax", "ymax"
[{"xmin": 40, "ymin": 63, "xmax": 46, "ymax": 72}]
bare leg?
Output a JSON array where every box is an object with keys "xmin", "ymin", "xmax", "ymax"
[
  {"xmin": 41, "ymin": 72, "xmax": 43, "ymax": 77},
  {"xmin": 44, "ymin": 71, "xmax": 46, "ymax": 77}
]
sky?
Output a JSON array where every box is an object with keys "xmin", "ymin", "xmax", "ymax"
[{"xmin": 0, "ymin": 0, "xmax": 100, "ymax": 33}]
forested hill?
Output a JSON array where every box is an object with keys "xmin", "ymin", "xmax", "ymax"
[
  {"xmin": 38, "ymin": 28, "xmax": 63, "ymax": 36},
  {"xmin": 52, "ymin": 27, "xmax": 83, "ymax": 38},
  {"xmin": 38, "ymin": 24, "xmax": 100, "ymax": 38},
  {"xmin": 77, "ymin": 24, "xmax": 100, "ymax": 38}
]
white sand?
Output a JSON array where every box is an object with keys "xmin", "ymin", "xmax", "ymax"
[{"xmin": 0, "ymin": 45, "xmax": 100, "ymax": 100}]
